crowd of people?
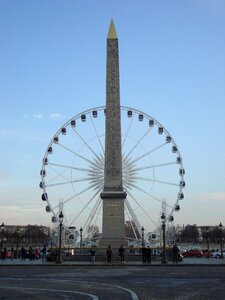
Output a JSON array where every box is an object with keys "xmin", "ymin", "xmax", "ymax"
[
  {"xmin": 104, "ymin": 245, "xmax": 153, "ymax": 264},
  {"xmin": 1, "ymin": 244, "xmax": 182, "ymax": 264},
  {"xmin": 0, "ymin": 245, "xmax": 48, "ymax": 262}
]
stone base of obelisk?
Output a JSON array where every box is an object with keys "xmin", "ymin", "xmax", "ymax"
[
  {"xmin": 99, "ymin": 191, "xmax": 128, "ymax": 250},
  {"xmin": 97, "ymin": 239, "xmax": 128, "ymax": 255},
  {"xmin": 98, "ymin": 238, "xmax": 128, "ymax": 248}
]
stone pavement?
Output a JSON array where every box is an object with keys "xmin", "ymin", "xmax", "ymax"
[
  {"xmin": 0, "ymin": 263, "xmax": 225, "ymax": 299},
  {"xmin": 0, "ymin": 257, "xmax": 224, "ymax": 266}
]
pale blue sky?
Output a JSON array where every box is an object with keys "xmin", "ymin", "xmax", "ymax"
[{"xmin": 0, "ymin": 0, "xmax": 224, "ymax": 227}]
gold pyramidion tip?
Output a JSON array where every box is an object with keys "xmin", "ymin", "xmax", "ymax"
[{"xmin": 107, "ymin": 19, "xmax": 117, "ymax": 39}]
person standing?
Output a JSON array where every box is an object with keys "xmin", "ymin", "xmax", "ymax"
[
  {"xmin": 29, "ymin": 246, "xmax": 34, "ymax": 260},
  {"xmin": 119, "ymin": 245, "xmax": 126, "ymax": 263},
  {"xmin": 10, "ymin": 247, "xmax": 14, "ymax": 260},
  {"xmin": 173, "ymin": 244, "xmax": 180, "ymax": 263},
  {"xmin": 90, "ymin": 247, "xmax": 96, "ymax": 263},
  {"xmin": 2, "ymin": 247, "xmax": 7, "ymax": 260},
  {"xmin": 141, "ymin": 246, "xmax": 147, "ymax": 264},
  {"xmin": 41, "ymin": 245, "xmax": 47, "ymax": 263},
  {"xmin": 106, "ymin": 245, "xmax": 112, "ymax": 264},
  {"xmin": 34, "ymin": 247, "xmax": 40, "ymax": 259},
  {"xmin": 21, "ymin": 246, "xmax": 27, "ymax": 260},
  {"xmin": 146, "ymin": 246, "xmax": 152, "ymax": 264}
]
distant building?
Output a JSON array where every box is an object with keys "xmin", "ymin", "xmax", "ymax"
[{"xmin": 1, "ymin": 224, "xmax": 50, "ymax": 249}]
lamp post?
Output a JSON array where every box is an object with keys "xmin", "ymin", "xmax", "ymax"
[
  {"xmin": 80, "ymin": 227, "xmax": 83, "ymax": 249},
  {"xmin": 161, "ymin": 213, "xmax": 167, "ymax": 264},
  {"xmin": 206, "ymin": 227, "xmax": 210, "ymax": 258},
  {"xmin": 16, "ymin": 228, "xmax": 19, "ymax": 259},
  {"xmin": 141, "ymin": 226, "xmax": 145, "ymax": 246},
  {"xmin": 219, "ymin": 222, "xmax": 223, "ymax": 259},
  {"xmin": 56, "ymin": 211, "xmax": 64, "ymax": 264},
  {"xmin": 0, "ymin": 222, "xmax": 5, "ymax": 250}
]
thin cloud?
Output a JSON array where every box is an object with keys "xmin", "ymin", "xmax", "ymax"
[
  {"xmin": 0, "ymin": 128, "xmax": 15, "ymax": 138},
  {"xmin": 23, "ymin": 114, "xmax": 30, "ymax": 119},
  {"xmin": 32, "ymin": 114, "xmax": 44, "ymax": 119},
  {"xmin": 191, "ymin": 192, "xmax": 225, "ymax": 203},
  {"xmin": 0, "ymin": 128, "xmax": 43, "ymax": 141},
  {"xmin": 49, "ymin": 113, "xmax": 66, "ymax": 120},
  {"xmin": 0, "ymin": 171, "xmax": 12, "ymax": 179},
  {"xmin": 23, "ymin": 113, "xmax": 66, "ymax": 120}
]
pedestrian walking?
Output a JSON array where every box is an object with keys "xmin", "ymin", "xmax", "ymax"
[
  {"xmin": 119, "ymin": 245, "xmax": 126, "ymax": 263},
  {"xmin": 141, "ymin": 246, "xmax": 147, "ymax": 263},
  {"xmin": 21, "ymin": 246, "xmax": 27, "ymax": 260},
  {"xmin": 41, "ymin": 245, "xmax": 47, "ymax": 263},
  {"xmin": 173, "ymin": 243, "xmax": 180, "ymax": 263},
  {"xmin": 106, "ymin": 245, "xmax": 112, "ymax": 264},
  {"xmin": 29, "ymin": 246, "xmax": 34, "ymax": 260},
  {"xmin": 90, "ymin": 247, "xmax": 96, "ymax": 263},
  {"xmin": 2, "ymin": 247, "xmax": 7, "ymax": 260},
  {"xmin": 34, "ymin": 247, "xmax": 40, "ymax": 259},
  {"xmin": 10, "ymin": 247, "xmax": 14, "ymax": 259},
  {"xmin": 146, "ymin": 246, "xmax": 152, "ymax": 264}
]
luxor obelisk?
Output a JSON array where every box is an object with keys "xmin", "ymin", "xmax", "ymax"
[{"xmin": 100, "ymin": 20, "xmax": 127, "ymax": 247}]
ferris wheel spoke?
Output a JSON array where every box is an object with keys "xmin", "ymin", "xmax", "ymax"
[
  {"xmin": 87, "ymin": 172, "xmax": 103, "ymax": 178},
  {"xmin": 124, "ymin": 127, "xmax": 152, "ymax": 160},
  {"xmin": 89, "ymin": 114, "xmax": 105, "ymax": 153},
  {"xmin": 122, "ymin": 114, "xmax": 134, "ymax": 148},
  {"xmin": 57, "ymin": 142, "xmax": 97, "ymax": 167},
  {"xmin": 87, "ymin": 166, "xmax": 104, "ymax": 173},
  {"xmin": 132, "ymin": 161, "xmax": 177, "ymax": 172},
  {"xmin": 48, "ymin": 162, "xmax": 90, "ymax": 172},
  {"xmin": 45, "ymin": 177, "xmax": 91, "ymax": 188},
  {"xmin": 124, "ymin": 205, "xmax": 138, "ymax": 240},
  {"xmin": 126, "ymin": 181, "xmax": 173, "ymax": 209},
  {"xmin": 69, "ymin": 186, "xmax": 103, "ymax": 226},
  {"xmin": 53, "ymin": 183, "xmax": 99, "ymax": 211},
  {"xmin": 87, "ymin": 179, "xmax": 104, "ymax": 188},
  {"xmin": 125, "ymin": 198, "xmax": 142, "ymax": 238},
  {"xmin": 131, "ymin": 176, "xmax": 180, "ymax": 187},
  {"xmin": 47, "ymin": 164, "xmax": 74, "ymax": 185},
  {"xmin": 129, "ymin": 142, "xmax": 168, "ymax": 165},
  {"xmin": 83, "ymin": 196, "xmax": 102, "ymax": 235},
  {"xmin": 90, "ymin": 201, "xmax": 102, "ymax": 237},
  {"xmin": 123, "ymin": 181, "xmax": 135, "ymax": 192},
  {"xmin": 86, "ymin": 201, "xmax": 102, "ymax": 239},
  {"xmin": 126, "ymin": 189, "xmax": 158, "ymax": 227},
  {"xmin": 71, "ymin": 126, "xmax": 102, "ymax": 161}
]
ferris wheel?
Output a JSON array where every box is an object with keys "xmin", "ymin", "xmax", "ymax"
[{"xmin": 40, "ymin": 106, "xmax": 185, "ymax": 241}]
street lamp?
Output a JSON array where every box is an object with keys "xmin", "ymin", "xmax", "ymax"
[
  {"xmin": 141, "ymin": 226, "xmax": 145, "ymax": 246},
  {"xmin": 218, "ymin": 222, "xmax": 223, "ymax": 259},
  {"xmin": 161, "ymin": 213, "xmax": 167, "ymax": 264},
  {"xmin": 206, "ymin": 227, "xmax": 210, "ymax": 258},
  {"xmin": 16, "ymin": 228, "xmax": 19, "ymax": 259},
  {"xmin": 0, "ymin": 222, "xmax": 5, "ymax": 250},
  {"xmin": 80, "ymin": 227, "xmax": 83, "ymax": 248},
  {"xmin": 56, "ymin": 211, "xmax": 64, "ymax": 264}
]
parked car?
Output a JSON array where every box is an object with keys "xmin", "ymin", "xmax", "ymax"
[
  {"xmin": 211, "ymin": 250, "xmax": 225, "ymax": 258},
  {"xmin": 182, "ymin": 249, "xmax": 203, "ymax": 257},
  {"xmin": 202, "ymin": 250, "xmax": 212, "ymax": 257}
]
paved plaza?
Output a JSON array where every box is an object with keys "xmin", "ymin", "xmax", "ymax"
[
  {"xmin": 0, "ymin": 256, "xmax": 225, "ymax": 266},
  {"xmin": 0, "ymin": 259, "xmax": 225, "ymax": 299}
]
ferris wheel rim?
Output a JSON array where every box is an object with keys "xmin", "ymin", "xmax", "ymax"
[{"xmin": 40, "ymin": 105, "xmax": 185, "ymax": 234}]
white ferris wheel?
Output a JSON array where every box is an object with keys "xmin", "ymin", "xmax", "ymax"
[{"xmin": 40, "ymin": 106, "xmax": 185, "ymax": 242}]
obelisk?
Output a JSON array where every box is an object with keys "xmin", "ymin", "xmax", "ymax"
[{"xmin": 100, "ymin": 20, "xmax": 127, "ymax": 247}]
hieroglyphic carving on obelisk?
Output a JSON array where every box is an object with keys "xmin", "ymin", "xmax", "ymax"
[{"xmin": 100, "ymin": 20, "xmax": 127, "ymax": 247}]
